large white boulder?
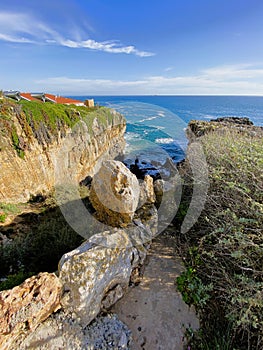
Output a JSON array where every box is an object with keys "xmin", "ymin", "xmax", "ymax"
[
  {"xmin": 90, "ymin": 160, "xmax": 140, "ymax": 227},
  {"xmin": 58, "ymin": 225, "xmax": 152, "ymax": 327}
]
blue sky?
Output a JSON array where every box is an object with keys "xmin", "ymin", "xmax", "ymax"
[{"xmin": 1, "ymin": 0, "xmax": 263, "ymax": 95}]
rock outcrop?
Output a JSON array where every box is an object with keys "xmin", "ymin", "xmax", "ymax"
[
  {"xmin": 0, "ymin": 157, "xmax": 159, "ymax": 349},
  {"xmin": 187, "ymin": 117, "xmax": 262, "ymax": 140},
  {"xmin": 0, "ymin": 104, "xmax": 126, "ymax": 203},
  {"xmin": 59, "ymin": 224, "xmax": 155, "ymax": 327},
  {"xmin": 0, "ymin": 272, "xmax": 62, "ymax": 350},
  {"xmin": 138, "ymin": 175, "xmax": 156, "ymax": 207},
  {"xmin": 90, "ymin": 160, "xmax": 140, "ymax": 227}
]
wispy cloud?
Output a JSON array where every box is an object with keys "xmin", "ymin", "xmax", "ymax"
[
  {"xmin": 164, "ymin": 67, "xmax": 174, "ymax": 72},
  {"xmin": 0, "ymin": 11, "xmax": 154, "ymax": 57},
  {"xmin": 36, "ymin": 64, "xmax": 263, "ymax": 95},
  {"xmin": 59, "ymin": 39, "xmax": 153, "ymax": 57},
  {"xmin": 202, "ymin": 64, "xmax": 263, "ymax": 79}
]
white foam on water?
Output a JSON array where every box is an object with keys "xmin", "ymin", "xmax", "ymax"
[
  {"xmin": 138, "ymin": 115, "xmax": 159, "ymax": 122},
  {"xmin": 125, "ymin": 132, "xmax": 142, "ymax": 141},
  {"xmin": 155, "ymin": 138, "xmax": 174, "ymax": 144}
]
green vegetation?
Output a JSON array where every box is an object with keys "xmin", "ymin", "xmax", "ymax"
[
  {"xmin": 0, "ymin": 202, "xmax": 19, "ymax": 223},
  {"xmin": 0, "ymin": 195, "xmax": 85, "ymax": 291},
  {"xmin": 19, "ymin": 100, "xmax": 113, "ymax": 135},
  {"xmin": 175, "ymin": 127, "xmax": 263, "ymax": 350},
  {"xmin": 0, "ymin": 97, "xmax": 122, "ymax": 289},
  {"xmin": 0, "ymin": 97, "xmax": 117, "ymax": 157},
  {"xmin": 0, "ymin": 271, "xmax": 35, "ymax": 291}
]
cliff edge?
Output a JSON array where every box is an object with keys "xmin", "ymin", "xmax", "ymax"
[{"xmin": 0, "ymin": 98, "xmax": 126, "ymax": 203}]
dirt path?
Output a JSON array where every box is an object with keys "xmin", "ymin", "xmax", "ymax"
[{"xmin": 111, "ymin": 234, "xmax": 199, "ymax": 350}]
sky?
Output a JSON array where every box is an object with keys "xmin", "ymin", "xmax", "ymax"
[{"xmin": 1, "ymin": 0, "xmax": 263, "ymax": 95}]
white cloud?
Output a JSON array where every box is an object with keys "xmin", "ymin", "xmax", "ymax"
[
  {"xmin": 0, "ymin": 33, "xmax": 33, "ymax": 43},
  {"xmin": 59, "ymin": 39, "xmax": 154, "ymax": 56},
  {"xmin": 35, "ymin": 64, "xmax": 263, "ymax": 95},
  {"xmin": 0, "ymin": 11, "xmax": 154, "ymax": 57},
  {"xmin": 202, "ymin": 64, "xmax": 263, "ymax": 79}
]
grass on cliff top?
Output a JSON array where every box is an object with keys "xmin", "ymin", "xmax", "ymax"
[
  {"xmin": 19, "ymin": 100, "xmax": 115, "ymax": 133},
  {"xmin": 175, "ymin": 127, "xmax": 263, "ymax": 350},
  {"xmin": 0, "ymin": 98, "xmax": 119, "ymax": 158}
]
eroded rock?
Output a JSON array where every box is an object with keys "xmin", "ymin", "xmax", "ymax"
[
  {"xmin": 17, "ymin": 311, "xmax": 132, "ymax": 350},
  {"xmin": 58, "ymin": 221, "xmax": 157, "ymax": 328},
  {"xmin": 0, "ymin": 272, "xmax": 62, "ymax": 350},
  {"xmin": 138, "ymin": 175, "xmax": 156, "ymax": 208},
  {"xmin": 90, "ymin": 160, "xmax": 140, "ymax": 227}
]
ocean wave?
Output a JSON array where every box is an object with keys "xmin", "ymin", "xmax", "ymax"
[
  {"xmin": 125, "ymin": 132, "xmax": 142, "ymax": 141},
  {"xmin": 155, "ymin": 138, "xmax": 174, "ymax": 144},
  {"xmin": 138, "ymin": 115, "xmax": 159, "ymax": 123},
  {"xmin": 153, "ymin": 125, "xmax": 165, "ymax": 130}
]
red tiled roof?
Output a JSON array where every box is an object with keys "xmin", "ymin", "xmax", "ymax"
[
  {"xmin": 20, "ymin": 93, "xmax": 40, "ymax": 101},
  {"xmin": 45, "ymin": 94, "xmax": 83, "ymax": 105}
]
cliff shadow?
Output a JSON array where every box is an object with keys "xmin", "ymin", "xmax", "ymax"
[{"xmin": 0, "ymin": 196, "xmax": 95, "ymax": 289}]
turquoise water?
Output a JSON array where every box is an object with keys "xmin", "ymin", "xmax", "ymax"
[{"xmin": 73, "ymin": 95, "xmax": 263, "ymax": 163}]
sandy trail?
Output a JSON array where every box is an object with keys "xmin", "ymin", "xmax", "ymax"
[{"xmin": 111, "ymin": 235, "xmax": 199, "ymax": 350}]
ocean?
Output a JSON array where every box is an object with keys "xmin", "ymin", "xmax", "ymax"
[{"xmin": 73, "ymin": 96, "xmax": 263, "ymax": 164}]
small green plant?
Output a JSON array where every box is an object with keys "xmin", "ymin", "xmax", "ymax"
[
  {"xmin": 185, "ymin": 323, "xmax": 234, "ymax": 350},
  {"xmin": 0, "ymin": 270, "xmax": 35, "ymax": 291},
  {"xmin": 0, "ymin": 212, "xmax": 7, "ymax": 223},
  {"xmin": 176, "ymin": 267, "xmax": 212, "ymax": 307},
  {"xmin": 0, "ymin": 202, "xmax": 19, "ymax": 222},
  {"xmin": 11, "ymin": 128, "xmax": 25, "ymax": 158}
]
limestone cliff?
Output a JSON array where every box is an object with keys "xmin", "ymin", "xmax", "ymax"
[{"xmin": 0, "ymin": 98, "xmax": 126, "ymax": 203}]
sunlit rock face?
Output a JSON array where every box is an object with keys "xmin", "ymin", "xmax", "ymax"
[
  {"xmin": 90, "ymin": 160, "xmax": 140, "ymax": 227},
  {"xmin": 0, "ymin": 108, "xmax": 126, "ymax": 203},
  {"xmin": 0, "ymin": 272, "xmax": 62, "ymax": 350},
  {"xmin": 58, "ymin": 221, "xmax": 156, "ymax": 327}
]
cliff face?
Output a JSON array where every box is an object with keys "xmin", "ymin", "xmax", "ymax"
[{"xmin": 0, "ymin": 99, "xmax": 126, "ymax": 203}]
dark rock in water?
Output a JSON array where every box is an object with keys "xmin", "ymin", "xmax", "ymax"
[
  {"xmin": 210, "ymin": 117, "xmax": 253, "ymax": 125},
  {"xmin": 124, "ymin": 156, "xmax": 179, "ymax": 181},
  {"xmin": 124, "ymin": 158, "xmax": 161, "ymax": 180}
]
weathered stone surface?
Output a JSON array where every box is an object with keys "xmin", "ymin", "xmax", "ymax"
[
  {"xmin": 58, "ymin": 222, "xmax": 156, "ymax": 327},
  {"xmin": 134, "ymin": 204, "xmax": 158, "ymax": 238},
  {"xmin": 154, "ymin": 175, "xmax": 182, "ymax": 231},
  {"xmin": 0, "ymin": 272, "xmax": 62, "ymax": 350},
  {"xmin": 90, "ymin": 160, "xmax": 140, "ymax": 227},
  {"xmin": 16, "ymin": 311, "xmax": 132, "ymax": 350},
  {"xmin": 0, "ymin": 108, "xmax": 126, "ymax": 203},
  {"xmin": 153, "ymin": 179, "xmax": 164, "ymax": 207},
  {"xmin": 138, "ymin": 175, "xmax": 156, "ymax": 208},
  {"xmin": 58, "ymin": 235, "xmax": 133, "ymax": 327}
]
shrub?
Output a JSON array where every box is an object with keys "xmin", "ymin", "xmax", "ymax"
[
  {"xmin": 176, "ymin": 127, "xmax": 263, "ymax": 349},
  {"xmin": 0, "ymin": 201, "xmax": 84, "ymax": 287}
]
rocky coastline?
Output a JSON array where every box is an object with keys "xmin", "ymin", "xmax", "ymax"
[
  {"xmin": 1, "ymin": 110, "xmax": 262, "ymax": 349},
  {"xmin": 0, "ymin": 99, "xmax": 164, "ymax": 349}
]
